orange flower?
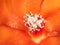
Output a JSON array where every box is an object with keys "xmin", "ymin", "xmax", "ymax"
[{"xmin": 0, "ymin": 0, "xmax": 60, "ymax": 45}]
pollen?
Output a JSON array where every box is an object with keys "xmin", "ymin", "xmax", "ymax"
[{"xmin": 24, "ymin": 12, "xmax": 46, "ymax": 32}]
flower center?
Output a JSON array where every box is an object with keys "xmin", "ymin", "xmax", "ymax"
[{"xmin": 24, "ymin": 12, "xmax": 46, "ymax": 32}]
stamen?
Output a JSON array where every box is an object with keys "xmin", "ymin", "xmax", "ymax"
[{"xmin": 24, "ymin": 12, "xmax": 46, "ymax": 32}]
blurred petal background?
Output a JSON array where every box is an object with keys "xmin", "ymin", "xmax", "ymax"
[{"xmin": 0, "ymin": 0, "xmax": 60, "ymax": 45}]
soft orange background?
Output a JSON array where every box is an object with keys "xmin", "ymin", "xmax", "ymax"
[{"xmin": 0, "ymin": 0, "xmax": 60, "ymax": 45}]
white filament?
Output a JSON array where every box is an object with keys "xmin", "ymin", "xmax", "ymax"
[{"xmin": 24, "ymin": 12, "xmax": 46, "ymax": 32}]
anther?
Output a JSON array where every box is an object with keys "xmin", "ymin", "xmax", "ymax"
[{"xmin": 24, "ymin": 12, "xmax": 46, "ymax": 32}]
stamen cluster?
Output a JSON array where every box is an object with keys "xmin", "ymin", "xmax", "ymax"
[{"xmin": 24, "ymin": 12, "xmax": 46, "ymax": 32}]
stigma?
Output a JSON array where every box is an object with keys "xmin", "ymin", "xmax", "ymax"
[{"xmin": 24, "ymin": 12, "xmax": 46, "ymax": 32}]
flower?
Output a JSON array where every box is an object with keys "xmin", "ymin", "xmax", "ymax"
[{"xmin": 0, "ymin": 0, "xmax": 60, "ymax": 45}]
